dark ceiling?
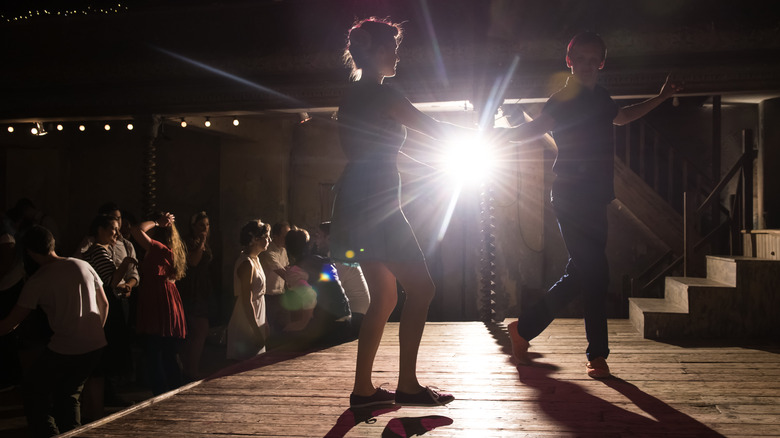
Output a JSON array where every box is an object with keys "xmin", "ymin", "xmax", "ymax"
[{"xmin": 2, "ymin": 0, "xmax": 779, "ymax": 121}]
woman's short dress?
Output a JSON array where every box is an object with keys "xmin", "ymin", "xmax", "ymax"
[{"xmin": 330, "ymin": 82, "xmax": 425, "ymax": 265}]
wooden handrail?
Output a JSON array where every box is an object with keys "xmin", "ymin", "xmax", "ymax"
[
  {"xmin": 635, "ymin": 249, "xmax": 675, "ymax": 283},
  {"xmin": 623, "ymin": 117, "xmax": 755, "ymax": 299},
  {"xmin": 615, "ymin": 118, "xmax": 714, "ymax": 214},
  {"xmin": 696, "ymin": 149, "xmax": 751, "ymax": 216},
  {"xmin": 641, "ymin": 254, "xmax": 684, "ymax": 292}
]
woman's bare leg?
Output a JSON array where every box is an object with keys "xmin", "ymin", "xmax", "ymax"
[
  {"xmin": 352, "ymin": 261, "xmax": 398, "ymax": 396},
  {"xmin": 386, "ymin": 260, "xmax": 435, "ymax": 394}
]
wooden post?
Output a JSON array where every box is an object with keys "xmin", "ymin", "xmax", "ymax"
[
  {"xmin": 653, "ymin": 131, "xmax": 661, "ymax": 192},
  {"xmin": 639, "ymin": 120, "xmax": 647, "ymax": 180},
  {"xmin": 743, "ymin": 129, "xmax": 754, "ymax": 232},
  {"xmin": 667, "ymin": 147, "xmax": 675, "ymax": 206},
  {"xmin": 143, "ymin": 115, "xmax": 162, "ymax": 218},
  {"xmin": 683, "ymin": 191, "xmax": 696, "ymax": 277},
  {"xmin": 712, "ymin": 95, "xmax": 722, "ymax": 246}
]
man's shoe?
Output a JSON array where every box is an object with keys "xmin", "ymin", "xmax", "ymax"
[
  {"xmin": 586, "ymin": 357, "xmax": 611, "ymax": 379},
  {"xmin": 507, "ymin": 321, "xmax": 530, "ymax": 364},
  {"xmin": 395, "ymin": 387, "xmax": 454, "ymax": 407},
  {"xmin": 349, "ymin": 387, "xmax": 396, "ymax": 409}
]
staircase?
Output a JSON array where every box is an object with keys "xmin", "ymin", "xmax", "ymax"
[
  {"xmin": 616, "ymin": 118, "xmax": 765, "ymax": 338},
  {"xmin": 629, "ymin": 234, "xmax": 780, "ymax": 339}
]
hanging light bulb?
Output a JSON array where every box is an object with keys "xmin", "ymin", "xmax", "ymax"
[
  {"xmin": 79, "ymin": 124, "xmax": 86, "ymax": 131},
  {"xmin": 30, "ymin": 122, "xmax": 47, "ymax": 136},
  {"xmin": 127, "ymin": 123, "xmax": 134, "ymax": 131},
  {"xmin": 7, "ymin": 126, "xmax": 14, "ymax": 133},
  {"xmin": 204, "ymin": 117, "xmax": 211, "ymax": 128},
  {"xmin": 56, "ymin": 124, "xmax": 64, "ymax": 131},
  {"xmin": 180, "ymin": 118, "xmax": 187, "ymax": 128},
  {"xmin": 104, "ymin": 124, "xmax": 111, "ymax": 131},
  {"xmin": 233, "ymin": 117, "xmax": 239, "ymax": 126}
]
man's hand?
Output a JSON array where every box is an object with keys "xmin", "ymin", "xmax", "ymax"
[{"xmin": 659, "ymin": 74, "xmax": 683, "ymax": 99}]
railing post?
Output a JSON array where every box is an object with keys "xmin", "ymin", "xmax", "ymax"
[
  {"xmin": 683, "ymin": 191, "xmax": 696, "ymax": 276},
  {"xmin": 667, "ymin": 147, "xmax": 675, "ymax": 206},
  {"xmin": 653, "ymin": 131, "xmax": 661, "ymax": 192},
  {"xmin": 743, "ymin": 129, "xmax": 755, "ymax": 232},
  {"xmin": 639, "ymin": 120, "xmax": 647, "ymax": 180},
  {"xmin": 712, "ymin": 95, "xmax": 722, "ymax": 233}
]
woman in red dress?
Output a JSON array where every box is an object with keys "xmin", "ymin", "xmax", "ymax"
[{"xmin": 131, "ymin": 211, "xmax": 187, "ymax": 395}]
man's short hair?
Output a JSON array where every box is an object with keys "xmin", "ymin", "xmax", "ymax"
[
  {"xmin": 97, "ymin": 201, "xmax": 120, "ymax": 216},
  {"xmin": 566, "ymin": 31, "xmax": 607, "ymax": 64},
  {"xmin": 21, "ymin": 225, "xmax": 55, "ymax": 256},
  {"xmin": 318, "ymin": 221, "xmax": 331, "ymax": 236},
  {"xmin": 271, "ymin": 221, "xmax": 291, "ymax": 237}
]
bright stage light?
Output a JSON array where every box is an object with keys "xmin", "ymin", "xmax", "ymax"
[{"xmin": 442, "ymin": 135, "xmax": 496, "ymax": 186}]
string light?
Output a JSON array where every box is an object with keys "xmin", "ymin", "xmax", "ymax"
[
  {"xmin": 30, "ymin": 122, "xmax": 47, "ymax": 136},
  {"xmin": 2, "ymin": 116, "xmax": 249, "ymax": 135},
  {"xmin": 1, "ymin": 3, "xmax": 129, "ymax": 23}
]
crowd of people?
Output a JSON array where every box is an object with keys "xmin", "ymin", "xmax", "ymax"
[{"xmin": 0, "ymin": 198, "xmax": 369, "ymax": 436}]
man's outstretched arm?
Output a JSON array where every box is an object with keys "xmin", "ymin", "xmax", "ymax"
[{"xmin": 613, "ymin": 75, "xmax": 683, "ymax": 126}]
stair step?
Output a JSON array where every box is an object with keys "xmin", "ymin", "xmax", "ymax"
[
  {"xmin": 630, "ymin": 256, "xmax": 780, "ymax": 339},
  {"xmin": 705, "ymin": 255, "xmax": 737, "ymax": 286},
  {"xmin": 665, "ymin": 276, "xmax": 734, "ymax": 312},
  {"xmin": 629, "ymin": 297, "xmax": 687, "ymax": 314},
  {"xmin": 628, "ymin": 297, "xmax": 688, "ymax": 339}
]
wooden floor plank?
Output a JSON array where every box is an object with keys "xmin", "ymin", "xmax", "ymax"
[{"xmin": 56, "ymin": 319, "xmax": 780, "ymax": 437}]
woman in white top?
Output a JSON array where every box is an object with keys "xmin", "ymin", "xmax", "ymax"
[{"xmin": 226, "ymin": 220, "xmax": 271, "ymax": 360}]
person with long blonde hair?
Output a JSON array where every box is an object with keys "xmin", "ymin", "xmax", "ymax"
[{"xmin": 131, "ymin": 211, "xmax": 188, "ymax": 395}]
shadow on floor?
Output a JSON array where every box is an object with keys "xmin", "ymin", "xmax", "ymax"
[{"xmin": 487, "ymin": 321, "xmax": 725, "ymax": 437}]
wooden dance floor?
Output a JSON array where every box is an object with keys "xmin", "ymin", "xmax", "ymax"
[{"xmin": 60, "ymin": 319, "xmax": 780, "ymax": 437}]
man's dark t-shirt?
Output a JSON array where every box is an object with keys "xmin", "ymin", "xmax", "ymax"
[{"xmin": 543, "ymin": 78, "xmax": 619, "ymax": 204}]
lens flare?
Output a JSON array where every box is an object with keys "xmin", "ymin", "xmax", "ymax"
[{"xmin": 443, "ymin": 135, "xmax": 495, "ymax": 186}]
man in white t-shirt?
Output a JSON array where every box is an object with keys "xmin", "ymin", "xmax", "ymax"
[
  {"xmin": 0, "ymin": 225, "xmax": 109, "ymax": 437},
  {"xmin": 259, "ymin": 222, "xmax": 291, "ymax": 334}
]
